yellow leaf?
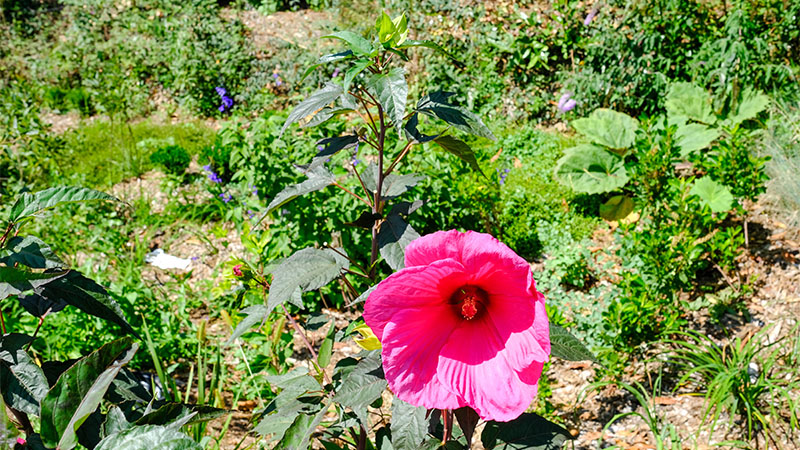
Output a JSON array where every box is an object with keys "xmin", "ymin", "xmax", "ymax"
[{"xmin": 353, "ymin": 323, "xmax": 382, "ymax": 350}]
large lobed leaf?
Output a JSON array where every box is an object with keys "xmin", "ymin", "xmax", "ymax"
[
  {"xmin": 369, "ymin": 67, "xmax": 408, "ymax": 131},
  {"xmin": 0, "ymin": 266, "xmax": 67, "ymax": 300},
  {"xmin": 549, "ymin": 324, "xmax": 598, "ymax": 363},
  {"xmin": 360, "ymin": 163, "xmax": 425, "ymax": 200},
  {"xmin": 377, "ymin": 213, "xmax": 420, "ymax": 271},
  {"xmin": 40, "ymin": 337, "xmax": 138, "ymax": 450},
  {"xmin": 554, "ymin": 144, "xmax": 629, "ymax": 194},
  {"xmin": 95, "ymin": 425, "xmax": 201, "ymax": 450},
  {"xmin": 266, "ymin": 165, "xmax": 336, "ymax": 214},
  {"xmin": 280, "ymin": 83, "xmax": 344, "ymax": 136},
  {"xmin": 571, "ymin": 109, "xmax": 638, "ymax": 151},
  {"xmin": 674, "ymin": 123, "xmax": 720, "ymax": 157},
  {"xmin": 665, "ymin": 82, "xmax": 716, "ymax": 125},
  {"xmin": 333, "ymin": 351, "xmax": 387, "ymax": 426},
  {"xmin": 9, "ymin": 187, "xmax": 120, "ymax": 225},
  {"xmin": 418, "ymin": 92, "xmax": 495, "ymax": 140},
  {"xmin": 481, "ymin": 413, "xmax": 573, "ymax": 449},
  {"xmin": 268, "ymin": 247, "xmax": 350, "ymax": 314},
  {"xmin": 391, "ymin": 399, "xmax": 428, "ymax": 450},
  {"xmin": 689, "ymin": 176, "xmax": 734, "ymax": 213},
  {"xmin": 0, "ymin": 333, "xmax": 50, "ymax": 416}
]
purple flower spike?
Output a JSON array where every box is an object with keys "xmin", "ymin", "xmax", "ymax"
[
  {"xmin": 317, "ymin": 145, "xmax": 325, "ymax": 151},
  {"xmin": 584, "ymin": 7, "xmax": 598, "ymax": 26},
  {"xmin": 219, "ymin": 193, "xmax": 232, "ymax": 203},
  {"xmin": 557, "ymin": 92, "xmax": 577, "ymax": 113},
  {"xmin": 272, "ymin": 73, "xmax": 279, "ymax": 79},
  {"xmin": 251, "ymin": 185, "xmax": 258, "ymax": 196},
  {"xmin": 202, "ymin": 164, "xmax": 212, "ymax": 172},
  {"xmin": 208, "ymin": 172, "xmax": 222, "ymax": 183}
]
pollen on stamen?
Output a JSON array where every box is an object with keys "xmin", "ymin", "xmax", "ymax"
[
  {"xmin": 461, "ymin": 297, "xmax": 478, "ymax": 319},
  {"xmin": 450, "ymin": 285, "xmax": 488, "ymax": 320}
]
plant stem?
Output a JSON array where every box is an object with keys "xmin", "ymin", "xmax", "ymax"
[
  {"xmin": 0, "ymin": 309, "xmax": 6, "ymax": 334},
  {"xmin": 0, "ymin": 222, "xmax": 15, "ymax": 248},
  {"xmin": 333, "ymin": 181, "xmax": 372, "ymax": 207},
  {"xmin": 351, "ymin": 161, "xmax": 372, "ymax": 205},
  {"xmin": 26, "ymin": 316, "xmax": 46, "ymax": 351},
  {"xmin": 356, "ymin": 425, "xmax": 367, "ymax": 450},
  {"xmin": 384, "ymin": 141, "xmax": 414, "ymax": 177},
  {"xmin": 281, "ymin": 305, "xmax": 331, "ymax": 385},
  {"xmin": 442, "ymin": 409, "xmax": 453, "ymax": 444}
]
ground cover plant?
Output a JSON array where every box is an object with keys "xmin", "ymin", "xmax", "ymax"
[{"xmin": 1, "ymin": 0, "xmax": 800, "ymax": 449}]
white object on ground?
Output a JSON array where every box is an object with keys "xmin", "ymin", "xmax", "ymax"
[{"xmin": 144, "ymin": 248, "xmax": 192, "ymax": 270}]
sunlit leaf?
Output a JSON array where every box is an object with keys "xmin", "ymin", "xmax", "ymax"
[
  {"xmin": 322, "ymin": 31, "xmax": 373, "ymax": 56},
  {"xmin": 370, "ymin": 67, "xmax": 408, "ymax": 130},
  {"xmin": 550, "ymin": 324, "xmax": 598, "ymax": 363},
  {"xmin": 419, "ymin": 92, "xmax": 495, "ymax": 140},
  {"xmin": 433, "ymin": 135, "xmax": 483, "ymax": 174},
  {"xmin": 268, "ymin": 248, "xmax": 349, "ymax": 314},
  {"xmin": 281, "ymin": 83, "xmax": 343, "ymax": 136},
  {"xmin": 8, "ymin": 186, "xmax": 120, "ymax": 225},
  {"xmin": 675, "ymin": 123, "xmax": 720, "ymax": 157},
  {"xmin": 265, "ymin": 165, "xmax": 336, "ymax": 214},
  {"xmin": 599, "ymin": 195, "xmax": 634, "ymax": 221},
  {"xmin": 0, "ymin": 333, "xmax": 49, "ymax": 416},
  {"xmin": 391, "ymin": 399, "xmax": 427, "ymax": 450},
  {"xmin": 572, "ymin": 109, "xmax": 638, "ymax": 151},
  {"xmin": 665, "ymin": 82, "xmax": 716, "ymax": 124},
  {"xmin": 95, "ymin": 425, "xmax": 201, "ymax": 450},
  {"xmin": 689, "ymin": 176, "xmax": 734, "ymax": 213},
  {"xmin": 554, "ymin": 144, "xmax": 629, "ymax": 194}
]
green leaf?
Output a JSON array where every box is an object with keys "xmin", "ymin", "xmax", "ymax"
[
  {"xmin": 276, "ymin": 400, "xmax": 329, "ymax": 450},
  {"xmin": 0, "ymin": 236, "xmax": 65, "ymax": 269},
  {"xmin": 454, "ymin": 407, "xmax": 481, "ymax": 449},
  {"xmin": 343, "ymin": 59, "xmax": 374, "ymax": 93},
  {"xmin": 360, "ymin": 163, "xmax": 425, "ymax": 200},
  {"xmin": 398, "ymin": 40, "xmax": 461, "ymax": 65},
  {"xmin": 300, "ymin": 106, "xmax": 354, "ymax": 129},
  {"xmin": 333, "ymin": 351, "xmax": 387, "ymax": 425},
  {"xmin": 0, "ymin": 266, "xmax": 67, "ymax": 300},
  {"xmin": 266, "ymin": 367, "xmax": 321, "ymax": 395},
  {"xmin": 599, "ymin": 195, "xmax": 634, "ymax": 221},
  {"xmin": 0, "ymin": 333, "xmax": 49, "ymax": 416},
  {"xmin": 9, "ymin": 187, "xmax": 120, "ymax": 224},
  {"xmin": 300, "ymin": 50, "xmax": 354, "ymax": 82},
  {"xmin": 95, "ymin": 425, "xmax": 202, "ymax": 450},
  {"xmin": 281, "ymin": 83, "xmax": 343, "ymax": 136},
  {"xmin": 665, "ymin": 82, "xmax": 716, "ymax": 125},
  {"xmin": 265, "ymin": 165, "xmax": 336, "ymax": 214},
  {"xmin": 674, "ymin": 123, "xmax": 720, "ymax": 157},
  {"xmin": 347, "ymin": 284, "xmax": 379, "ymax": 307},
  {"xmin": 135, "ymin": 403, "xmax": 227, "ymax": 427},
  {"xmin": 549, "ymin": 324, "xmax": 598, "ymax": 363},
  {"xmin": 728, "ymin": 87, "xmax": 769, "ymax": 127},
  {"xmin": 689, "ymin": 176, "xmax": 734, "ymax": 213},
  {"xmin": 40, "ymin": 337, "xmax": 138, "ymax": 450},
  {"xmin": 404, "ymin": 113, "xmax": 440, "ymax": 143},
  {"xmin": 317, "ymin": 320, "xmax": 336, "ymax": 368},
  {"xmin": 18, "ymin": 293, "xmax": 66, "ymax": 318},
  {"xmin": 254, "ymin": 392, "xmax": 318, "ymax": 442},
  {"xmin": 433, "ymin": 135, "xmax": 483, "ymax": 174},
  {"xmin": 103, "ymin": 406, "xmax": 132, "ymax": 437},
  {"xmin": 323, "ymin": 31, "xmax": 373, "ymax": 56},
  {"xmin": 307, "ymin": 135, "xmax": 359, "ymax": 171},
  {"xmin": 418, "ymin": 92, "xmax": 495, "ymax": 140},
  {"xmin": 390, "ymin": 399, "xmax": 427, "ymax": 450},
  {"xmin": 481, "ymin": 413, "xmax": 573, "ymax": 449},
  {"xmin": 35, "ymin": 270, "xmax": 139, "ymax": 338},
  {"xmin": 554, "ymin": 144, "xmax": 629, "ymax": 194},
  {"xmin": 370, "ymin": 67, "xmax": 408, "ymax": 130},
  {"xmin": 268, "ymin": 247, "xmax": 349, "ymax": 314},
  {"xmin": 227, "ymin": 305, "xmax": 268, "ymax": 344},
  {"xmin": 390, "ymin": 13, "xmax": 409, "ymax": 46},
  {"xmin": 376, "ymin": 12, "xmax": 395, "ymax": 44},
  {"xmin": 378, "ymin": 213, "xmax": 420, "ymax": 271},
  {"xmin": 571, "ymin": 109, "xmax": 638, "ymax": 152}
]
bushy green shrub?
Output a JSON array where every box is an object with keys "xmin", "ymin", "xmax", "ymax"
[{"xmin": 149, "ymin": 145, "xmax": 191, "ymax": 176}]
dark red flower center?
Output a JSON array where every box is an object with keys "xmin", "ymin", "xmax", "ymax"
[{"xmin": 450, "ymin": 285, "xmax": 489, "ymax": 320}]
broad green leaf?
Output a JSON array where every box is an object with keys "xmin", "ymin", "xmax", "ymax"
[
  {"xmin": 378, "ymin": 214, "xmax": 420, "ymax": 271},
  {"xmin": 9, "ymin": 187, "xmax": 120, "ymax": 224},
  {"xmin": 675, "ymin": 123, "xmax": 720, "ymax": 157},
  {"xmin": 317, "ymin": 320, "xmax": 336, "ymax": 368},
  {"xmin": 0, "ymin": 266, "xmax": 67, "ymax": 300},
  {"xmin": 254, "ymin": 391, "xmax": 317, "ymax": 442},
  {"xmin": 265, "ymin": 165, "xmax": 336, "ymax": 214},
  {"xmin": 370, "ymin": 67, "xmax": 408, "ymax": 130},
  {"xmin": 300, "ymin": 106, "xmax": 354, "ymax": 129},
  {"xmin": 689, "ymin": 176, "xmax": 734, "ymax": 213},
  {"xmin": 0, "ymin": 333, "xmax": 49, "ymax": 416},
  {"xmin": 418, "ymin": 92, "xmax": 495, "ymax": 140},
  {"xmin": 665, "ymin": 82, "xmax": 716, "ymax": 124},
  {"xmin": 35, "ymin": 270, "xmax": 138, "ymax": 338},
  {"xmin": 549, "ymin": 324, "xmax": 598, "ymax": 363},
  {"xmin": 333, "ymin": 351, "xmax": 387, "ymax": 425},
  {"xmin": 360, "ymin": 163, "xmax": 425, "ymax": 199},
  {"xmin": 376, "ymin": 12, "xmax": 395, "ymax": 44},
  {"xmin": 268, "ymin": 248, "xmax": 349, "ymax": 314},
  {"xmin": 0, "ymin": 236, "xmax": 65, "ymax": 269},
  {"xmin": 280, "ymin": 83, "xmax": 343, "ymax": 136},
  {"xmin": 398, "ymin": 40, "xmax": 461, "ymax": 64},
  {"xmin": 40, "ymin": 338, "xmax": 138, "ymax": 450},
  {"xmin": 599, "ymin": 195, "xmax": 634, "ymax": 221},
  {"xmin": 307, "ymin": 135, "xmax": 359, "ymax": 171},
  {"xmin": 434, "ymin": 135, "xmax": 483, "ymax": 174},
  {"xmin": 95, "ymin": 425, "xmax": 201, "ymax": 450},
  {"xmin": 390, "ymin": 13, "xmax": 409, "ymax": 46},
  {"xmin": 728, "ymin": 87, "xmax": 769, "ymax": 127},
  {"xmin": 276, "ymin": 401, "xmax": 329, "ymax": 450},
  {"xmin": 481, "ymin": 413, "xmax": 573, "ymax": 449},
  {"xmin": 226, "ymin": 305, "xmax": 268, "ymax": 344},
  {"xmin": 322, "ymin": 31, "xmax": 373, "ymax": 56},
  {"xmin": 554, "ymin": 144, "xmax": 629, "ymax": 194},
  {"xmin": 572, "ymin": 109, "xmax": 638, "ymax": 151},
  {"xmin": 135, "ymin": 403, "xmax": 227, "ymax": 426},
  {"xmin": 266, "ymin": 367, "xmax": 321, "ymax": 394},
  {"xmin": 347, "ymin": 284, "xmax": 379, "ymax": 307},
  {"xmin": 300, "ymin": 50, "xmax": 355, "ymax": 81},
  {"xmin": 343, "ymin": 59, "xmax": 374, "ymax": 93},
  {"xmin": 103, "ymin": 406, "xmax": 132, "ymax": 437},
  {"xmin": 391, "ymin": 399, "xmax": 427, "ymax": 450}
]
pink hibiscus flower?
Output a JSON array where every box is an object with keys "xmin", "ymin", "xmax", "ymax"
[{"xmin": 363, "ymin": 230, "xmax": 550, "ymax": 422}]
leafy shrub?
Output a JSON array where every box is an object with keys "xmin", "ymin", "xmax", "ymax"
[{"xmin": 149, "ymin": 145, "xmax": 191, "ymax": 176}]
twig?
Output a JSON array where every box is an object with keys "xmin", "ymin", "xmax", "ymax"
[
  {"xmin": 280, "ymin": 305, "xmax": 331, "ymax": 385},
  {"xmin": 26, "ymin": 315, "xmax": 48, "ymax": 351},
  {"xmin": 325, "ymin": 245, "xmax": 369, "ymax": 275},
  {"xmin": 384, "ymin": 141, "xmax": 414, "ymax": 177},
  {"xmin": 351, "ymin": 161, "xmax": 373, "ymax": 206},
  {"xmin": 332, "ymin": 181, "xmax": 372, "ymax": 207}
]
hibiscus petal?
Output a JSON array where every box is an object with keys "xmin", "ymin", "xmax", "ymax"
[
  {"xmin": 363, "ymin": 259, "xmax": 469, "ymax": 340},
  {"xmin": 436, "ymin": 317, "xmax": 539, "ymax": 421},
  {"xmin": 404, "ymin": 230, "xmax": 465, "ymax": 268}
]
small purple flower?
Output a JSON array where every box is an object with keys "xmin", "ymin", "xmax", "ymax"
[
  {"xmin": 332, "ymin": 68, "xmax": 341, "ymax": 77},
  {"xmin": 583, "ymin": 7, "xmax": 598, "ymax": 26},
  {"xmin": 207, "ymin": 172, "xmax": 222, "ymax": 183},
  {"xmin": 191, "ymin": 256, "xmax": 199, "ymax": 261},
  {"xmin": 317, "ymin": 145, "xmax": 325, "ymax": 151},
  {"xmin": 557, "ymin": 92, "xmax": 577, "ymax": 113},
  {"xmin": 219, "ymin": 193, "xmax": 233, "ymax": 203},
  {"xmin": 247, "ymin": 209, "xmax": 256, "ymax": 219},
  {"xmin": 251, "ymin": 185, "xmax": 258, "ymax": 196},
  {"xmin": 202, "ymin": 164, "xmax": 212, "ymax": 172},
  {"xmin": 497, "ymin": 168, "xmax": 510, "ymax": 185},
  {"xmin": 272, "ymin": 73, "xmax": 279, "ymax": 79},
  {"xmin": 276, "ymin": 79, "xmax": 282, "ymax": 87},
  {"xmin": 352, "ymin": 157, "xmax": 361, "ymax": 166},
  {"xmin": 216, "ymin": 86, "xmax": 234, "ymax": 112}
]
